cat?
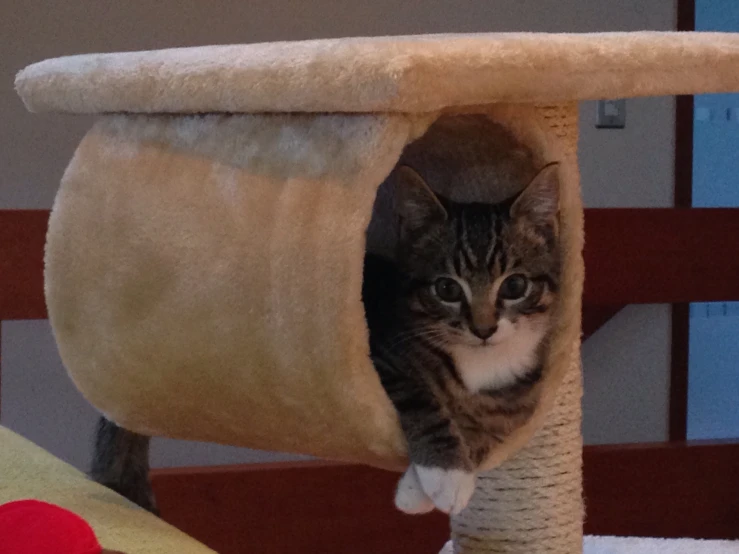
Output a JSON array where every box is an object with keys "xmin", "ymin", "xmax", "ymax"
[
  {"xmin": 89, "ymin": 161, "xmax": 560, "ymax": 518},
  {"xmin": 363, "ymin": 162, "xmax": 560, "ymax": 515}
]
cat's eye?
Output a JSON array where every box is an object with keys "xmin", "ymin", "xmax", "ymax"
[
  {"xmin": 434, "ymin": 277, "xmax": 464, "ymax": 303},
  {"xmin": 499, "ymin": 274, "xmax": 529, "ymax": 300}
]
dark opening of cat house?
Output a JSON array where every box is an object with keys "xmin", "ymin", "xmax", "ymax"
[{"xmin": 365, "ymin": 114, "xmax": 541, "ymax": 257}]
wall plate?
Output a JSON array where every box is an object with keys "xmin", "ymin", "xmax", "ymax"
[{"xmin": 596, "ymin": 99, "xmax": 626, "ymax": 129}]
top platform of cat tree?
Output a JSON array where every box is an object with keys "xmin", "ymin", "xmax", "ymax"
[{"xmin": 15, "ymin": 32, "xmax": 739, "ymax": 115}]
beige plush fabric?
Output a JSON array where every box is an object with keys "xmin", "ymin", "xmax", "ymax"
[
  {"xmin": 0, "ymin": 426, "xmax": 213, "ymax": 553},
  {"xmin": 16, "ymin": 32, "xmax": 739, "ymax": 115},
  {"xmin": 46, "ymin": 112, "xmax": 422, "ymax": 470},
  {"xmin": 43, "ymin": 103, "xmax": 582, "ymax": 473}
]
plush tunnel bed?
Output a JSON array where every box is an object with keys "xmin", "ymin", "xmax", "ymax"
[{"xmin": 15, "ymin": 32, "xmax": 739, "ymax": 553}]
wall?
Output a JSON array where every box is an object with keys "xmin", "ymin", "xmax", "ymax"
[{"xmin": 0, "ymin": 0, "xmax": 676, "ymax": 469}]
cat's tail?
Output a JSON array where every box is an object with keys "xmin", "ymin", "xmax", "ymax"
[{"xmin": 89, "ymin": 416, "xmax": 159, "ymax": 515}]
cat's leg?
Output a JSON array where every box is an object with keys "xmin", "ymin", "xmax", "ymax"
[
  {"xmin": 390, "ymin": 387, "xmax": 476, "ymax": 514},
  {"xmin": 396, "ymin": 463, "xmax": 477, "ymax": 515},
  {"xmin": 89, "ymin": 416, "xmax": 159, "ymax": 515},
  {"xmin": 409, "ymin": 464, "xmax": 476, "ymax": 516}
]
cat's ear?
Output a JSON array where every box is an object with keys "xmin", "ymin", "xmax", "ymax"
[
  {"xmin": 395, "ymin": 165, "xmax": 447, "ymax": 232},
  {"xmin": 511, "ymin": 162, "xmax": 560, "ymax": 226}
]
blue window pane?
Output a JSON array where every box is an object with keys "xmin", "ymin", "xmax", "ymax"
[
  {"xmin": 687, "ymin": 303, "xmax": 739, "ymax": 440},
  {"xmin": 688, "ymin": 2, "xmax": 739, "ymax": 440}
]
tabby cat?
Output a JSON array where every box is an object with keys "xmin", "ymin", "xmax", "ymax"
[
  {"xmin": 363, "ymin": 162, "xmax": 560, "ymax": 515},
  {"xmin": 90, "ymin": 161, "xmax": 560, "ymax": 517}
]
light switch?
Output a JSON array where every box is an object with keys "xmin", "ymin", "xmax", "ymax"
[{"xmin": 595, "ymin": 99, "xmax": 626, "ymax": 129}]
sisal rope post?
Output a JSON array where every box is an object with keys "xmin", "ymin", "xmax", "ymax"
[{"xmin": 446, "ymin": 361, "xmax": 583, "ymax": 553}]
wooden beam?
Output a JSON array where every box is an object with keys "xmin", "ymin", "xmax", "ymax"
[
  {"xmin": 0, "ymin": 210, "xmax": 48, "ymax": 320},
  {"xmin": 151, "ymin": 461, "xmax": 449, "ymax": 554},
  {"xmin": 583, "ymin": 441, "xmax": 739, "ymax": 539},
  {"xmin": 677, "ymin": 0, "xmax": 696, "ymax": 33},
  {"xmin": 150, "ymin": 441, "xmax": 739, "ymax": 553},
  {"xmin": 671, "ymin": 0, "xmax": 695, "ymax": 441},
  {"xmin": 3, "ymin": 208, "xmax": 739, "ymax": 321},
  {"xmin": 669, "ymin": 303, "xmax": 690, "ymax": 441},
  {"xmin": 583, "ymin": 208, "xmax": 739, "ymax": 304}
]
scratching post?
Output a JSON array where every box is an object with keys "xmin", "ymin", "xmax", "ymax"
[
  {"xmin": 450, "ymin": 358, "xmax": 584, "ymax": 553},
  {"xmin": 16, "ymin": 33, "xmax": 739, "ymax": 554}
]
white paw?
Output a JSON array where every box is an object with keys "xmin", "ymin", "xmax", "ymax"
[
  {"xmin": 439, "ymin": 540, "xmax": 454, "ymax": 554},
  {"xmin": 415, "ymin": 465, "xmax": 476, "ymax": 515},
  {"xmin": 395, "ymin": 466, "xmax": 435, "ymax": 514}
]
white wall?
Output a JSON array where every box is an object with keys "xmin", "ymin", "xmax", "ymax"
[
  {"xmin": 0, "ymin": 0, "xmax": 676, "ymax": 469},
  {"xmin": 581, "ymin": 305, "xmax": 672, "ymax": 445}
]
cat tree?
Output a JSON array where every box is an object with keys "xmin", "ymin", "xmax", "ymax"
[{"xmin": 16, "ymin": 33, "xmax": 739, "ymax": 553}]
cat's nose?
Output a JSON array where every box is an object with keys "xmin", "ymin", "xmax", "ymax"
[{"xmin": 471, "ymin": 325, "xmax": 497, "ymax": 340}]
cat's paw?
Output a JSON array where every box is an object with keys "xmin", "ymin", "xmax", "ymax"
[
  {"xmin": 415, "ymin": 465, "xmax": 476, "ymax": 515},
  {"xmin": 395, "ymin": 466, "xmax": 435, "ymax": 514}
]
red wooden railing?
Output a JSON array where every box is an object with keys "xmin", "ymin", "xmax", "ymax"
[
  {"xmin": 149, "ymin": 441, "xmax": 739, "ymax": 553},
  {"xmin": 4, "ymin": 207, "xmax": 739, "ymax": 323}
]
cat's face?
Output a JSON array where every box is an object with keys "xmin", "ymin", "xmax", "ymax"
[{"xmin": 394, "ymin": 163, "xmax": 560, "ymax": 352}]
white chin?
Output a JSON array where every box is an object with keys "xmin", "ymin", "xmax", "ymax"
[
  {"xmin": 464, "ymin": 333, "xmax": 508, "ymax": 348},
  {"xmin": 471, "ymin": 341, "xmax": 494, "ymax": 348}
]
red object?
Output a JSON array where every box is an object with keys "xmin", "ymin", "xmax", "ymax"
[{"xmin": 0, "ymin": 500, "xmax": 102, "ymax": 554}]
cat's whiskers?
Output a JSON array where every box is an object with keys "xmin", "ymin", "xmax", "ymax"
[
  {"xmin": 389, "ymin": 327, "xmax": 449, "ymax": 348},
  {"xmin": 390, "ymin": 331, "xmax": 446, "ymax": 348}
]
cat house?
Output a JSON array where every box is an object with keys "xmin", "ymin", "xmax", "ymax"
[{"xmin": 15, "ymin": 33, "xmax": 739, "ymax": 552}]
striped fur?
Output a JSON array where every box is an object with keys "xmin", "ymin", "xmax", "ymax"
[{"xmin": 363, "ymin": 163, "xmax": 560, "ymax": 512}]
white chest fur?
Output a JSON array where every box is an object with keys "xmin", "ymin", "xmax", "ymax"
[{"xmin": 449, "ymin": 318, "xmax": 547, "ymax": 393}]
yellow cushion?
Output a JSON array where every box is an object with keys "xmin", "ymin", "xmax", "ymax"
[{"xmin": 0, "ymin": 426, "xmax": 213, "ymax": 554}]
